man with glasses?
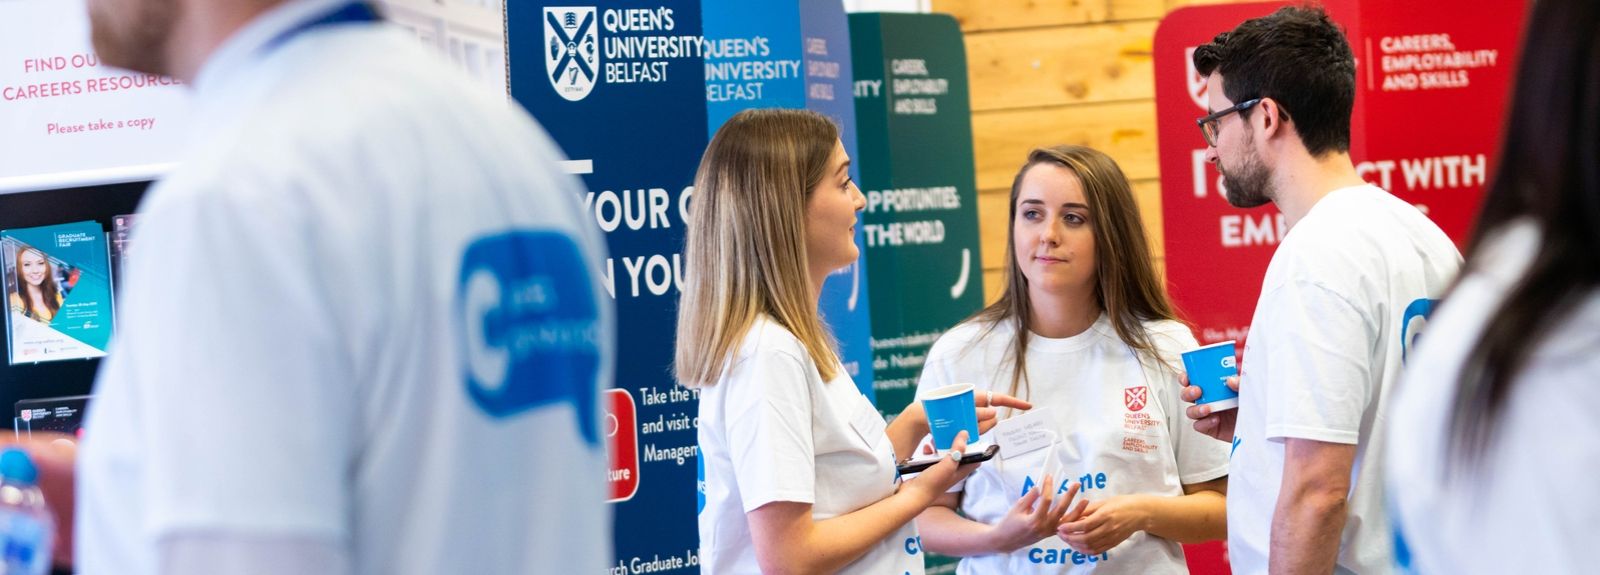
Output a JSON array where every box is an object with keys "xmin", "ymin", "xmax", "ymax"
[{"xmin": 1178, "ymin": 6, "xmax": 1460, "ymax": 575}]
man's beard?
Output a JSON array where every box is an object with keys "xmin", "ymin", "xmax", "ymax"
[
  {"xmin": 1220, "ymin": 140, "xmax": 1274, "ymax": 209},
  {"xmin": 88, "ymin": 0, "xmax": 177, "ymax": 76}
]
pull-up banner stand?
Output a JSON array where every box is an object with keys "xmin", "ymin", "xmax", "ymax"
[
  {"xmin": 850, "ymin": 13, "xmax": 984, "ymax": 417},
  {"xmin": 514, "ymin": 1, "xmax": 873, "ymax": 572},
  {"xmin": 701, "ymin": 0, "xmax": 875, "ymax": 401},
  {"xmin": 800, "ymin": 0, "xmax": 877, "ymax": 402},
  {"xmin": 509, "ymin": 2, "xmax": 709, "ymax": 571}
]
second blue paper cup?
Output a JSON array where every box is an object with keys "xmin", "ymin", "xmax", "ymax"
[
  {"xmin": 1181, "ymin": 340, "xmax": 1240, "ymax": 411},
  {"xmin": 921, "ymin": 383, "xmax": 980, "ymax": 450}
]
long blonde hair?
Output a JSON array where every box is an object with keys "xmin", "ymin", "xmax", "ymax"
[
  {"xmin": 970, "ymin": 145, "xmax": 1182, "ymax": 401},
  {"xmin": 674, "ymin": 109, "xmax": 843, "ymax": 388}
]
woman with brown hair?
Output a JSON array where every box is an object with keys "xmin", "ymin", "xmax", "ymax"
[
  {"xmin": 9, "ymin": 244, "xmax": 63, "ymax": 324},
  {"xmin": 677, "ymin": 108, "xmax": 1029, "ymax": 574},
  {"xmin": 914, "ymin": 145, "xmax": 1228, "ymax": 574}
]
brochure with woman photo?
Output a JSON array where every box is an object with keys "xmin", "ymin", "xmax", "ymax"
[{"xmin": 2, "ymin": 221, "xmax": 114, "ymax": 364}]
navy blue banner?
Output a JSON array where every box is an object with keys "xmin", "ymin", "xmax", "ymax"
[{"xmin": 509, "ymin": 2, "xmax": 708, "ymax": 572}]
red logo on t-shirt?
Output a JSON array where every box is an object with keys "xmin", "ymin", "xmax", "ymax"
[{"xmin": 1124, "ymin": 386, "xmax": 1148, "ymax": 412}]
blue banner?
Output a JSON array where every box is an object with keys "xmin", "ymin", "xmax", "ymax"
[
  {"xmin": 799, "ymin": 0, "xmax": 874, "ymax": 400},
  {"xmin": 702, "ymin": 0, "xmax": 872, "ymax": 400},
  {"xmin": 702, "ymin": 0, "xmax": 804, "ymax": 132}
]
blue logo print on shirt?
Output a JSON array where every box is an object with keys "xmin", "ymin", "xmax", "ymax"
[
  {"xmin": 458, "ymin": 231, "xmax": 601, "ymax": 445},
  {"xmin": 1400, "ymin": 298, "xmax": 1437, "ymax": 363},
  {"xmin": 697, "ymin": 454, "xmax": 707, "ymax": 515}
]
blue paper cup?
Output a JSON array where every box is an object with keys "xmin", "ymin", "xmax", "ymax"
[
  {"xmin": 1181, "ymin": 341, "xmax": 1239, "ymax": 411},
  {"xmin": 921, "ymin": 383, "xmax": 980, "ymax": 450}
]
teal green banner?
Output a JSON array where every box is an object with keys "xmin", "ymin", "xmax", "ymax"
[{"xmin": 850, "ymin": 13, "xmax": 983, "ymax": 419}]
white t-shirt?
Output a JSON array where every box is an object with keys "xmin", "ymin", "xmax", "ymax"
[
  {"xmin": 916, "ymin": 315, "xmax": 1229, "ymax": 574},
  {"xmin": 1227, "ymin": 185, "xmax": 1460, "ymax": 575},
  {"xmin": 77, "ymin": 2, "xmax": 614, "ymax": 574},
  {"xmin": 1387, "ymin": 220, "xmax": 1600, "ymax": 574},
  {"xmin": 697, "ymin": 316, "xmax": 923, "ymax": 575}
]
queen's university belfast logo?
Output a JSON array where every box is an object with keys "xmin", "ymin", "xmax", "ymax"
[{"xmin": 546, "ymin": 7, "xmax": 599, "ymax": 101}]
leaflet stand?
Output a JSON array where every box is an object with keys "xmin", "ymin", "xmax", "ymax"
[{"xmin": 0, "ymin": 182, "xmax": 148, "ymax": 430}]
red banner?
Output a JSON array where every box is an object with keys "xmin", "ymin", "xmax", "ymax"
[{"xmin": 1155, "ymin": 0, "xmax": 1526, "ymax": 348}]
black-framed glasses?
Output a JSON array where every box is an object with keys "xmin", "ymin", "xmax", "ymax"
[{"xmin": 1196, "ymin": 98, "xmax": 1262, "ymax": 147}]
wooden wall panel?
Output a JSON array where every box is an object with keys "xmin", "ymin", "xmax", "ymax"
[
  {"xmin": 1131, "ymin": 178, "xmax": 1165, "ymax": 259},
  {"xmin": 931, "ymin": 0, "xmax": 1106, "ymax": 32},
  {"xmin": 1109, "ymin": 0, "xmax": 1167, "ymax": 21},
  {"xmin": 1168, "ymin": 0, "xmax": 1249, "ymax": 11},
  {"xmin": 972, "ymin": 100, "xmax": 1158, "ymax": 191},
  {"xmin": 983, "ymin": 268, "xmax": 1005, "ymax": 305},
  {"xmin": 965, "ymin": 21, "xmax": 1156, "ymax": 111},
  {"xmin": 977, "ymin": 189, "xmax": 1009, "ymax": 273}
]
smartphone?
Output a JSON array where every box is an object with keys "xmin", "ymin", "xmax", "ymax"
[{"xmin": 896, "ymin": 443, "xmax": 1000, "ymax": 475}]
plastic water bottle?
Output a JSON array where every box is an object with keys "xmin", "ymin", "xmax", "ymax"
[{"xmin": 0, "ymin": 448, "xmax": 53, "ymax": 575}]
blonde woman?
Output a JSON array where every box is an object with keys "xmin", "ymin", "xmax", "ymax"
[
  {"xmin": 677, "ymin": 108, "xmax": 1028, "ymax": 574},
  {"xmin": 914, "ymin": 146, "xmax": 1228, "ymax": 574}
]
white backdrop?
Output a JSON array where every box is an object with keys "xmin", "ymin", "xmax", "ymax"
[{"xmin": 0, "ymin": 0, "xmax": 190, "ymax": 194}]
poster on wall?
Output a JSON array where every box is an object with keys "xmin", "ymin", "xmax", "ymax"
[
  {"xmin": 850, "ymin": 12, "xmax": 984, "ymax": 416},
  {"xmin": 1154, "ymin": 0, "xmax": 1525, "ymax": 349},
  {"xmin": 509, "ymin": 1, "xmax": 708, "ymax": 571},
  {"xmin": 0, "ymin": 0, "xmax": 189, "ymax": 194}
]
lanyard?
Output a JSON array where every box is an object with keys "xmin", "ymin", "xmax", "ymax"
[{"xmin": 261, "ymin": 2, "xmax": 381, "ymax": 55}]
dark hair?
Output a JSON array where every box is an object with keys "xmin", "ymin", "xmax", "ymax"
[
  {"xmin": 1449, "ymin": 0, "xmax": 1600, "ymax": 464},
  {"xmin": 967, "ymin": 146, "xmax": 1182, "ymax": 402},
  {"xmin": 1192, "ymin": 5, "xmax": 1355, "ymax": 157}
]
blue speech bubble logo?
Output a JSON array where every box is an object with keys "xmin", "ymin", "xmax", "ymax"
[{"xmin": 458, "ymin": 231, "xmax": 601, "ymax": 446}]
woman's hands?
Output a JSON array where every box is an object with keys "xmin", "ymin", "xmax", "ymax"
[
  {"xmin": 898, "ymin": 431, "xmax": 979, "ymax": 506},
  {"xmin": 983, "ymin": 476, "xmax": 1088, "ymax": 553},
  {"xmin": 1057, "ymin": 495, "xmax": 1152, "ymax": 555}
]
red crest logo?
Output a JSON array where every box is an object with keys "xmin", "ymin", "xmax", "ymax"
[
  {"xmin": 1124, "ymin": 386, "xmax": 1148, "ymax": 412},
  {"xmin": 1184, "ymin": 46, "xmax": 1210, "ymax": 111}
]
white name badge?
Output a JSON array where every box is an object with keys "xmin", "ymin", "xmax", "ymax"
[{"xmin": 992, "ymin": 407, "xmax": 1055, "ymax": 459}]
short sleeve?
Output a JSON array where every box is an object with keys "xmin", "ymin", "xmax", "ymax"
[
  {"xmin": 111, "ymin": 164, "xmax": 353, "ymax": 540},
  {"xmin": 1258, "ymin": 281, "xmax": 1377, "ymax": 445},
  {"xmin": 722, "ymin": 346, "xmax": 819, "ymax": 512},
  {"xmin": 1150, "ymin": 324, "xmax": 1230, "ymax": 484}
]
